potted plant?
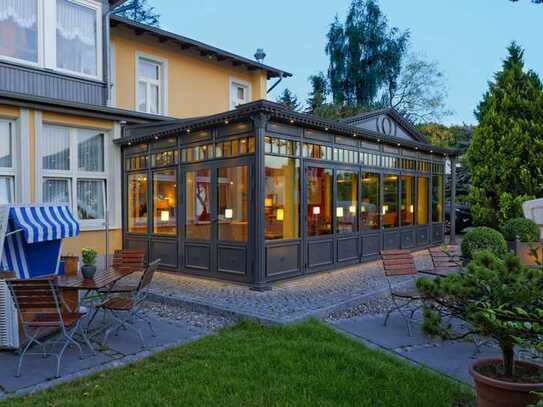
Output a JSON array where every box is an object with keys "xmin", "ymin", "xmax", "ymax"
[
  {"xmin": 503, "ymin": 218, "xmax": 541, "ymax": 266},
  {"xmin": 80, "ymin": 248, "xmax": 98, "ymax": 280},
  {"xmin": 417, "ymin": 251, "xmax": 543, "ymax": 407}
]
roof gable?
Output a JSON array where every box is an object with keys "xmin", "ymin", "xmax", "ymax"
[{"xmin": 342, "ymin": 109, "xmax": 427, "ymax": 144}]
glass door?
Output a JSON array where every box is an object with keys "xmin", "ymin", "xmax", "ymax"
[{"xmin": 183, "ymin": 159, "xmax": 251, "ymax": 277}]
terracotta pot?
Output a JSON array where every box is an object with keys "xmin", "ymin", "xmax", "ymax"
[
  {"xmin": 470, "ymin": 358, "xmax": 543, "ymax": 407},
  {"xmin": 61, "ymin": 256, "xmax": 79, "ymax": 276}
]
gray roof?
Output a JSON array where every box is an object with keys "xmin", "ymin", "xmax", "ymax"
[
  {"xmin": 116, "ymin": 99, "xmax": 459, "ymax": 156},
  {"xmin": 110, "ymin": 16, "xmax": 292, "ymax": 80}
]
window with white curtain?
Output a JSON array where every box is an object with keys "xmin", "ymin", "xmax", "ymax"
[
  {"xmin": 41, "ymin": 124, "xmax": 107, "ymax": 226},
  {"xmin": 0, "ymin": 0, "xmax": 101, "ymax": 79},
  {"xmin": 0, "ymin": 0, "xmax": 38, "ymax": 63},
  {"xmin": 230, "ymin": 79, "xmax": 250, "ymax": 110},
  {"xmin": 136, "ymin": 55, "xmax": 165, "ymax": 115},
  {"xmin": 0, "ymin": 120, "xmax": 15, "ymax": 204},
  {"xmin": 56, "ymin": 0, "xmax": 97, "ymax": 76}
]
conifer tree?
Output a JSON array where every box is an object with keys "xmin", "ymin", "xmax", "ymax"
[{"xmin": 466, "ymin": 42, "xmax": 543, "ymax": 226}]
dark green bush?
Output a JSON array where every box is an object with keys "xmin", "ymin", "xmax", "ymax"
[
  {"xmin": 461, "ymin": 227, "xmax": 507, "ymax": 260},
  {"xmin": 502, "ymin": 217, "xmax": 540, "ymax": 242}
]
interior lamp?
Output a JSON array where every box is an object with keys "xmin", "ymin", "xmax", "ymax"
[
  {"xmin": 409, "ymin": 205, "xmax": 414, "ymax": 214},
  {"xmin": 224, "ymin": 209, "xmax": 233, "ymax": 219},
  {"xmin": 276, "ymin": 208, "xmax": 284, "ymax": 221},
  {"xmin": 382, "ymin": 205, "xmax": 389, "ymax": 215},
  {"xmin": 265, "ymin": 198, "xmax": 273, "ymax": 207},
  {"xmin": 160, "ymin": 210, "xmax": 170, "ymax": 222},
  {"xmin": 336, "ymin": 207, "xmax": 344, "ymax": 218},
  {"xmin": 349, "ymin": 205, "xmax": 356, "ymax": 214},
  {"xmin": 313, "ymin": 206, "xmax": 321, "ymax": 215}
]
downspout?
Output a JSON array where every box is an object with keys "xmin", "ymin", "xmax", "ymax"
[
  {"xmin": 267, "ymin": 75, "xmax": 284, "ymax": 94},
  {"xmin": 104, "ymin": 2, "xmax": 137, "ymax": 106}
]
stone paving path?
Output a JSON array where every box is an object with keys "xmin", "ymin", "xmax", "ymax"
[
  {"xmin": 331, "ymin": 313, "xmax": 502, "ymax": 385},
  {"xmin": 0, "ymin": 312, "xmax": 208, "ymax": 400},
  {"xmin": 140, "ymin": 251, "xmax": 432, "ymax": 324}
]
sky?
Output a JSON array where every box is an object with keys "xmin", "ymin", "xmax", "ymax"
[{"xmin": 152, "ymin": 0, "xmax": 542, "ymax": 125}]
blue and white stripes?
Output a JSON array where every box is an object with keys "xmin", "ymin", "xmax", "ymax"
[{"xmin": 10, "ymin": 205, "xmax": 79, "ymax": 244}]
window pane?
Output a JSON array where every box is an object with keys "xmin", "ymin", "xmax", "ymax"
[
  {"xmin": 265, "ymin": 156, "xmax": 299, "ymax": 240},
  {"xmin": 150, "ymin": 84, "xmax": 159, "ymax": 114},
  {"xmin": 137, "ymin": 82, "xmax": 147, "ymax": 112},
  {"xmin": 78, "ymin": 130, "xmax": 104, "ymax": 172},
  {"xmin": 0, "ymin": 176, "xmax": 14, "ymax": 204},
  {"xmin": 43, "ymin": 178, "xmax": 70, "ymax": 204},
  {"xmin": 0, "ymin": 120, "xmax": 12, "ymax": 168},
  {"xmin": 139, "ymin": 59, "xmax": 159, "ymax": 80},
  {"xmin": 43, "ymin": 126, "xmax": 70, "ymax": 170},
  {"xmin": 336, "ymin": 171, "xmax": 357, "ymax": 233},
  {"xmin": 432, "ymin": 175, "xmax": 444, "ymax": 223},
  {"xmin": 127, "ymin": 173, "xmax": 147, "ymax": 234},
  {"xmin": 77, "ymin": 179, "xmax": 104, "ymax": 220},
  {"xmin": 361, "ymin": 173, "xmax": 380, "ymax": 230},
  {"xmin": 0, "ymin": 0, "xmax": 38, "ymax": 63},
  {"xmin": 383, "ymin": 175, "xmax": 399, "ymax": 228},
  {"xmin": 153, "ymin": 169, "xmax": 176, "ymax": 235},
  {"xmin": 417, "ymin": 177, "xmax": 429, "ymax": 225},
  {"xmin": 185, "ymin": 169, "xmax": 211, "ymax": 240},
  {"xmin": 218, "ymin": 166, "xmax": 248, "ymax": 242},
  {"xmin": 307, "ymin": 167, "xmax": 332, "ymax": 236},
  {"xmin": 56, "ymin": 0, "xmax": 97, "ymax": 76},
  {"xmin": 401, "ymin": 175, "xmax": 415, "ymax": 226}
]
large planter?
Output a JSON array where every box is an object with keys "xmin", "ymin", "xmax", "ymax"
[
  {"xmin": 81, "ymin": 265, "xmax": 97, "ymax": 280},
  {"xmin": 470, "ymin": 358, "xmax": 543, "ymax": 407},
  {"xmin": 507, "ymin": 241, "xmax": 542, "ymax": 267},
  {"xmin": 60, "ymin": 256, "xmax": 79, "ymax": 276}
]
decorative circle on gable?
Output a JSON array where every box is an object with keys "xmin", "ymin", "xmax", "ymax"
[{"xmin": 380, "ymin": 116, "xmax": 394, "ymax": 137}]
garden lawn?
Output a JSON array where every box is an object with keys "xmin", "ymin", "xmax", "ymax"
[{"xmin": 1, "ymin": 320, "xmax": 474, "ymax": 407}]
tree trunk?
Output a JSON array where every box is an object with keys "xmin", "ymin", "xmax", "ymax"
[{"xmin": 501, "ymin": 341, "xmax": 515, "ymax": 378}]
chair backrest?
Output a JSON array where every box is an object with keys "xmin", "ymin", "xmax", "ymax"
[
  {"xmin": 136, "ymin": 259, "xmax": 161, "ymax": 294},
  {"xmin": 113, "ymin": 249, "xmax": 145, "ymax": 270},
  {"xmin": 6, "ymin": 278, "xmax": 62, "ymax": 324},
  {"xmin": 380, "ymin": 250, "xmax": 417, "ymax": 277},
  {"xmin": 429, "ymin": 245, "xmax": 462, "ymax": 273}
]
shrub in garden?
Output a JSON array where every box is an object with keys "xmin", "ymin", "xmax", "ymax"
[
  {"xmin": 460, "ymin": 226, "xmax": 507, "ymax": 260},
  {"xmin": 503, "ymin": 217, "xmax": 540, "ymax": 242}
]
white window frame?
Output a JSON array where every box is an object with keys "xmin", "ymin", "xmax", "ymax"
[
  {"xmin": 229, "ymin": 78, "xmax": 251, "ymax": 110},
  {"xmin": 38, "ymin": 123, "xmax": 109, "ymax": 230},
  {"xmin": 0, "ymin": 119, "xmax": 17, "ymax": 204},
  {"xmin": 0, "ymin": 0, "xmax": 102, "ymax": 81},
  {"xmin": 135, "ymin": 52, "xmax": 168, "ymax": 116},
  {"xmin": 0, "ymin": 0, "xmax": 44, "ymax": 68}
]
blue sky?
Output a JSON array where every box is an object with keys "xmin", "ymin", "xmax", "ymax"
[{"xmin": 152, "ymin": 0, "xmax": 542, "ymax": 125}]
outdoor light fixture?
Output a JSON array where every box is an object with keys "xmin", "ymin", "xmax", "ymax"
[
  {"xmin": 276, "ymin": 208, "xmax": 284, "ymax": 221},
  {"xmin": 349, "ymin": 205, "xmax": 356, "ymax": 214},
  {"xmin": 265, "ymin": 198, "xmax": 273, "ymax": 207},
  {"xmin": 289, "ymin": 119, "xmax": 295, "ymax": 124},
  {"xmin": 224, "ymin": 209, "xmax": 233, "ymax": 219},
  {"xmin": 160, "ymin": 210, "xmax": 170, "ymax": 222},
  {"xmin": 336, "ymin": 207, "xmax": 344, "ymax": 218},
  {"xmin": 313, "ymin": 206, "xmax": 321, "ymax": 215},
  {"xmin": 224, "ymin": 120, "xmax": 230, "ymax": 124}
]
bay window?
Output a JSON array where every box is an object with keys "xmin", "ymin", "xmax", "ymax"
[
  {"xmin": 0, "ymin": 0, "xmax": 101, "ymax": 79},
  {"xmin": 0, "ymin": 119, "xmax": 15, "ymax": 204},
  {"xmin": 41, "ymin": 124, "xmax": 107, "ymax": 227},
  {"xmin": 0, "ymin": 0, "xmax": 38, "ymax": 63}
]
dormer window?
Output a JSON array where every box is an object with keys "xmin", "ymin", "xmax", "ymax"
[
  {"xmin": 0, "ymin": 0, "xmax": 102, "ymax": 80},
  {"xmin": 56, "ymin": 0, "xmax": 97, "ymax": 77},
  {"xmin": 0, "ymin": 0, "xmax": 39, "ymax": 64}
]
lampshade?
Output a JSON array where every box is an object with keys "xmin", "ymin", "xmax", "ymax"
[
  {"xmin": 265, "ymin": 198, "xmax": 273, "ymax": 207},
  {"xmin": 160, "ymin": 210, "xmax": 170, "ymax": 222},
  {"xmin": 276, "ymin": 208, "xmax": 284, "ymax": 221},
  {"xmin": 224, "ymin": 209, "xmax": 233, "ymax": 219},
  {"xmin": 336, "ymin": 207, "xmax": 344, "ymax": 218},
  {"xmin": 409, "ymin": 205, "xmax": 414, "ymax": 214},
  {"xmin": 313, "ymin": 206, "xmax": 321, "ymax": 215},
  {"xmin": 349, "ymin": 205, "xmax": 356, "ymax": 214}
]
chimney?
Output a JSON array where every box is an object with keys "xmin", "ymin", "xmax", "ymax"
[{"xmin": 254, "ymin": 48, "xmax": 266, "ymax": 64}]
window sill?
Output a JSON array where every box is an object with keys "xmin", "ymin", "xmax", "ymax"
[{"xmin": 78, "ymin": 225, "xmax": 121, "ymax": 233}]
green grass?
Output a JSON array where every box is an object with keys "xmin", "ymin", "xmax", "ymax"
[{"xmin": 1, "ymin": 320, "xmax": 474, "ymax": 407}]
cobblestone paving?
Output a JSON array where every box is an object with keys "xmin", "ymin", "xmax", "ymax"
[{"xmin": 137, "ymin": 251, "xmax": 433, "ymax": 323}]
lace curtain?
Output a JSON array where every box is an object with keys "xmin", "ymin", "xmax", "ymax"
[
  {"xmin": 43, "ymin": 125, "xmax": 70, "ymax": 171},
  {"xmin": 0, "ymin": 0, "xmax": 36, "ymax": 28},
  {"xmin": 78, "ymin": 131, "xmax": 104, "ymax": 172},
  {"xmin": 56, "ymin": 0, "xmax": 97, "ymax": 75},
  {"xmin": 77, "ymin": 180, "xmax": 104, "ymax": 220}
]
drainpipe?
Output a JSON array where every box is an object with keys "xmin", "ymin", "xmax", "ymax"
[
  {"xmin": 104, "ymin": 2, "xmax": 137, "ymax": 106},
  {"xmin": 267, "ymin": 75, "xmax": 284, "ymax": 94}
]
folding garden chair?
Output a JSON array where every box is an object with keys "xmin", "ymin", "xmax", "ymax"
[
  {"xmin": 427, "ymin": 245, "xmax": 462, "ymax": 277},
  {"xmin": 99, "ymin": 259, "xmax": 161, "ymax": 348},
  {"xmin": 6, "ymin": 277, "xmax": 94, "ymax": 378},
  {"xmin": 380, "ymin": 250, "xmax": 425, "ymax": 336}
]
